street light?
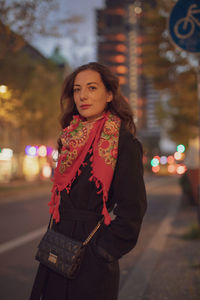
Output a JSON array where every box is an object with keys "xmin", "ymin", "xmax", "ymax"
[
  {"xmin": 0, "ymin": 85, "xmax": 8, "ymax": 94},
  {"xmin": 134, "ymin": 7, "xmax": 142, "ymax": 15},
  {"xmin": 134, "ymin": 0, "xmax": 142, "ymax": 15},
  {"xmin": 0, "ymin": 85, "xmax": 11, "ymax": 100}
]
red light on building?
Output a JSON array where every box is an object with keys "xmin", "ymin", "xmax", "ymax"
[
  {"xmin": 136, "ymin": 57, "xmax": 143, "ymax": 65},
  {"xmin": 107, "ymin": 8, "xmax": 126, "ymax": 16},
  {"xmin": 138, "ymin": 98, "xmax": 145, "ymax": 106},
  {"xmin": 118, "ymin": 76, "xmax": 127, "ymax": 85},
  {"xmin": 135, "ymin": 47, "xmax": 143, "ymax": 55},
  {"xmin": 116, "ymin": 65, "xmax": 128, "ymax": 74},
  {"xmin": 106, "ymin": 34, "xmax": 126, "ymax": 41},
  {"xmin": 136, "ymin": 36, "xmax": 144, "ymax": 44},
  {"xmin": 137, "ymin": 109, "xmax": 143, "ymax": 117},
  {"xmin": 101, "ymin": 44, "xmax": 114, "ymax": 51},
  {"xmin": 115, "ymin": 44, "xmax": 127, "ymax": 52},
  {"xmin": 115, "ymin": 34, "xmax": 126, "ymax": 41},
  {"xmin": 137, "ymin": 67, "xmax": 143, "ymax": 75},
  {"xmin": 109, "ymin": 55, "xmax": 126, "ymax": 63}
]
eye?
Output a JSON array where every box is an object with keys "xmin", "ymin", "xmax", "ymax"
[
  {"xmin": 88, "ymin": 86, "xmax": 97, "ymax": 91},
  {"xmin": 73, "ymin": 87, "xmax": 80, "ymax": 93}
]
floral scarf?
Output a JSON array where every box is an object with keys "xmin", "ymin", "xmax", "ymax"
[{"xmin": 48, "ymin": 111, "xmax": 121, "ymax": 225}]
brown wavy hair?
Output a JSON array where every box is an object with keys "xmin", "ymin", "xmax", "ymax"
[{"xmin": 58, "ymin": 62, "xmax": 136, "ymax": 149}]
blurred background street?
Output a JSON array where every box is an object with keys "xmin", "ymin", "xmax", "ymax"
[{"xmin": 0, "ymin": 0, "xmax": 200, "ymax": 299}]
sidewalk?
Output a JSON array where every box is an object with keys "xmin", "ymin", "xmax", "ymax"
[
  {"xmin": 143, "ymin": 203, "xmax": 200, "ymax": 300},
  {"xmin": 119, "ymin": 200, "xmax": 200, "ymax": 299}
]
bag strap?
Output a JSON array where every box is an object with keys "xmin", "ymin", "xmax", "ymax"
[
  {"xmin": 49, "ymin": 215, "xmax": 54, "ymax": 229},
  {"xmin": 49, "ymin": 204, "xmax": 113, "ymax": 245},
  {"xmin": 82, "ymin": 216, "xmax": 104, "ymax": 246},
  {"xmin": 49, "ymin": 214, "xmax": 104, "ymax": 246}
]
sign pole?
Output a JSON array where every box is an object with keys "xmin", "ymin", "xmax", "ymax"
[
  {"xmin": 197, "ymin": 55, "xmax": 200, "ymax": 225},
  {"xmin": 169, "ymin": 0, "xmax": 200, "ymax": 226}
]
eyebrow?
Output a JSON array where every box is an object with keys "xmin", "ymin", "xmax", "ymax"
[{"xmin": 74, "ymin": 82, "xmax": 99, "ymax": 86}]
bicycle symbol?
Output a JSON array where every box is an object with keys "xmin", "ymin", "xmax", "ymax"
[{"xmin": 174, "ymin": 4, "xmax": 200, "ymax": 39}]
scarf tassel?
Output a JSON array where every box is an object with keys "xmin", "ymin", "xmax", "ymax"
[
  {"xmin": 65, "ymin": 166, "xmax": 84, "ymax": 193},
  {"xmin": 48, "ymin": 187, "xmax": 60, "ymax": 223},
  {"xmin": 89, "ymin": 174, "xmax": 111, "ymax": 225},
  {"xmin": 48, "ymin": 185, "xmax": 57, "ymax": 214},
  {"xmin": 102, "ymin": 200, "xmax": 111, "ymax": 225},
  {"xmin": 89, "ymin": 174, "xmax": 100, "ymax": 190},
  {"xmin": 53, "ymin": 192, "xmax": 60, "ymax": 223}
]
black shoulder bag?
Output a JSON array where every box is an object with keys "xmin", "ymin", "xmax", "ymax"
[{"xmin": 35, "ymin": 215, "xmax": 103, "ymax": 279}]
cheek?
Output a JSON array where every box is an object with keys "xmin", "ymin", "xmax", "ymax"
[
  {"xmin": 95, "ymin": 101, "xmax": 108, "ymax": 113},
  {"xmin": 73, "ymin": 96, "xmax": 79, "ymax": 106},
  {"xmin": 100, "ymin": 99, "xmax": 109, "ymax": 109}
]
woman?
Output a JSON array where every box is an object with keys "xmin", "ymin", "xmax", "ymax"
[{"xmin": 30, "ymin": 62, "xmax": 147, "ymax": 300}]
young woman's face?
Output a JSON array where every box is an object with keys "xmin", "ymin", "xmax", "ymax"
[{"xmin": 73, "ymin": 70, "xmax": 112, "ymax": 121}]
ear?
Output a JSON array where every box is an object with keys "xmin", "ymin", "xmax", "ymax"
[{"xmin": 106, "ymin": 91, "xmax": 113, "ymax": 103}]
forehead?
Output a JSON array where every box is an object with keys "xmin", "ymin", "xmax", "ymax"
[{"xmin": 74, "ymin": 70, "xmax": 103, "ymax": 85}]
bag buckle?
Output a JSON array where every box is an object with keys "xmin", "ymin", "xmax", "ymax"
[{"xmin": 48, "ymin": 252, "xmax": 57, "ymax": 264}]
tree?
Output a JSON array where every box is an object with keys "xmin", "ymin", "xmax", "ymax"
[
  {"xmin": 0, "ymin": 20, "xmax": 66, "ymax": 150},
  {"xmin": 0, "ymin": 0, "xmax": 83, "ymax": 149},
  {"xmin": 0, "ymin": 49, "xmax": 63, "ymax": 147},
  {"xmin": 0, "ymin": 0, "xmax": 83, "ymax": 57},
  {"xmin": 0, "ymin": 0, "xmax": 83, "ymax": 37},
  {"xmin": 141, "ymin": 0, "xmax": 198, "ymax": 145}
]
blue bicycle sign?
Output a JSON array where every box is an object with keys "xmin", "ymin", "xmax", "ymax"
[
  {"xmin": 169, "ymin": 0, "xmax": 200, "ymax": 53},
  {"xmin": 174, "ymin": 4, "xmax": 200, "ymax": 39}
]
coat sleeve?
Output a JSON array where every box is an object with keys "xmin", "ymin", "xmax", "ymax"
[{"xmin": 94, "ymin": 130, "xmax": 147, "ymax": 261}]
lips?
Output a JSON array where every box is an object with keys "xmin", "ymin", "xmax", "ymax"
[{"xmin": 80, "ymin": 104, "xmax": 91, "ymax": 110}]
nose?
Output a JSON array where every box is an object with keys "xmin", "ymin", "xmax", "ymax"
[{"xmin": 80, "ymin": 88, "xmax": 88, "ymax": 101}]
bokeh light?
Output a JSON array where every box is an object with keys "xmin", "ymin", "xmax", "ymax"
[
  {"xmin": 152, "ymin": 166, "xmax": 160, "ymax": 173},
  {"xmin": 167, "ymin": 155, "xmax": 175, "ymax": 164},
  {"xmin": 176, "ymin": 164, "xmax": 187, "ymax": 175},
  {"xmin": 151, "ymin": 157, "xmax": 160, "ymax": 167},
  {"xmin": 174, "ymin": 151, "xmax": 182, "ymax": 161},
  {"xmin": 0, "ymin": 85, "xmax": 8, "ymax": 93},
  {"xmin": 52, "ymin": 150, "xmax": 59, "ymax": 161},
  {"xmin": 25, "ymin": 145, "xmax": 37, "ymax": 156},
  {"xmin": 38, "ymin": 145, "xmax": 47, "ymax": 157},
  {"xmin": 177, "ymin": 144, "xmax": 185, "ymax": 153},
  {"xmin": 0, "ymin": 148, "xmax": 13, "ymax": 160},
  {"xmin": 160, "ymin": 156, "xmax": 167, "ymax": 165},
  {"xmin": 168, "ymin": 164, "xmax": 176, "ymax": 174},
  {"xmin": 42, "ymin": 164, "xmax": 52, "ymax": 178}
]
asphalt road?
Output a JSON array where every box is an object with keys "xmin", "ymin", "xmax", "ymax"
[{"xmin": 0, "ymin": 175, "xmax": 180, "ymax": 300}]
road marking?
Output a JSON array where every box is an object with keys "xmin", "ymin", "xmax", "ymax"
[
  {"xmin": 119, "ymin": 193, "xmax": 181, "ymax": 299},
  {"xmin": 0, "ymin": 226, "xmax": 46, "ymax": 255}
]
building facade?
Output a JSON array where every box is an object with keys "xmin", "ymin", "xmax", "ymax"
[{"xmin": 96, "ymin": 0, "xmax": 161, "ymax": 143}]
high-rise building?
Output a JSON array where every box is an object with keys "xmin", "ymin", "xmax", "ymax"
[{"xmin": 96, "ymin": 0, "xmax": 161, "ymax": 143}]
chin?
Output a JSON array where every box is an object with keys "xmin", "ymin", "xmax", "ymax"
[{"xmin": 79, "ymin": 112, "xmax": 91, "ymax": 119}]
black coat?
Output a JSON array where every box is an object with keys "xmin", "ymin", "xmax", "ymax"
[{"xmin": 29, "ymin": 125, "xmax": 147, "ymax": 300}]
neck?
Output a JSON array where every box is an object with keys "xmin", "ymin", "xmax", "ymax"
[{"xmin": 84, "ymin": 111, "xmax": 108, "ymax": 123}]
